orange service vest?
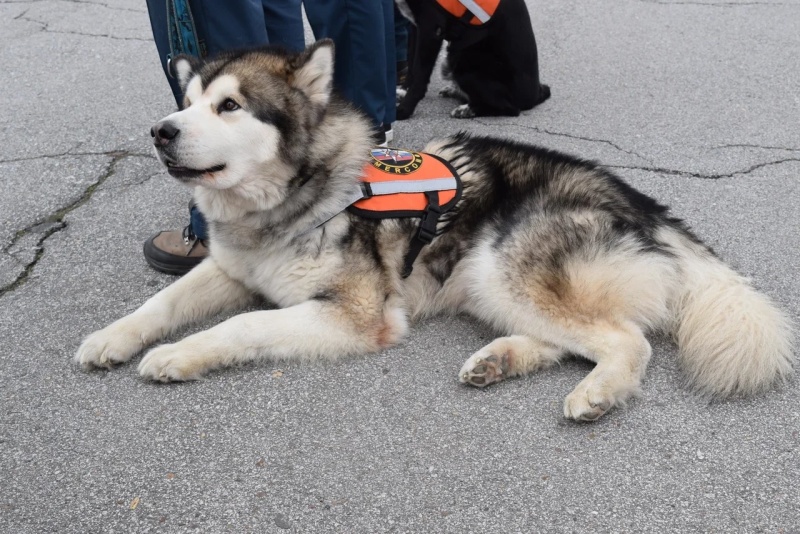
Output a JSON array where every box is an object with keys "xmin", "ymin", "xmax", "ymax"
[
  {"xmin": 348, "ymin": 148, "xmax": 462, "ymax": 277},
  {"xmin": 435, "ymin": 0, "xmax": 500, "ymax": 25}
]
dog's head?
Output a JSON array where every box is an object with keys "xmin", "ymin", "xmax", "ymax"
[{"xmin": 150, "ymin": 41, "xmax": 334, "ymax": 192}]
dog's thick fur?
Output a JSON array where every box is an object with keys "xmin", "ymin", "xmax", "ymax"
[
  {"xmin": 395, "ymin": 0, "xmax": 551, "ymax": 120},
  {"xmin": 75, "ymin": 42, "xmax": 793, "ymax": 421}
]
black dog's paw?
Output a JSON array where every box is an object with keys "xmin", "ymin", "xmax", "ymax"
[
  {"xmin": 539, "ymin": 84, "xmax": 552, "ymax": 102},
  {"xmin": 396, "ymin": 103, "xmax": 415, "ymax": 121},
  {"xmin": 439, "ymin": 85, "xmax": 468, "ymax": 102},
  {"xmin": 450, "ymin": 104, "xmax": 476, "ymax": 119}
]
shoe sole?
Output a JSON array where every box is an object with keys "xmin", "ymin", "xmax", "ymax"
[{"xmin": 142, "ymin": 236, "xmax": 203, "ymax": 276}]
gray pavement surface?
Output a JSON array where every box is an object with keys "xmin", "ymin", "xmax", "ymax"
[{"xmin": 1, "ymin": 0, "xmax": 799, "ymax": 532}]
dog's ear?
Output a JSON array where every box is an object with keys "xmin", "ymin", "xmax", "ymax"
[
  {"xmin": 291, "ymin": 39, "xmax": 335, "ymax": 108},
  {"xmin": 170, "ymin": 54, "xmax": 201, "ymax": 93}
]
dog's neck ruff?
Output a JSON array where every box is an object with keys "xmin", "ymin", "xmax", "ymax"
[{"xmin": 302, "ymin": 148, "xmax": 462, "ymax": 277}]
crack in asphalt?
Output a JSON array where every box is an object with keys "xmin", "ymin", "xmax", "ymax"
[
  {"xmin": 635, "ymin": 1, "xmax": 792, "ymax": 7},
  {"xmin": 712, "ymin": 143, "xmax": 800, "ymax": 152},
  {"xmin": 604, "ymin": 157, "xmax": 800, "ymax": 179},
  {"xmin": 104, "ymin": 169, "xmax": 164, "ymax": 191},
  {"xmin": 0, "ymin": 152, "xmax": 130, "ymax": 299},
  {"xmin": 477, "ymin": 119, "xmax": 655, "ymax": 163},
  {"xmin": 1, "ymin": 0, "xmax": 145, "ymax": 13},
  {"xmin": 49, "ymin": 28, "xmax": 151, "ymax": 42},
  {"xmin": 14, "ymin": 12, "xmax": 152, "ymax": 41},
  {"xmin": 482, "ymin": 120, "xmax": 800, "ymax": 180},
  {"xmin": 0, "ymin": 149, "xmax": 154, "ymax": 165}
]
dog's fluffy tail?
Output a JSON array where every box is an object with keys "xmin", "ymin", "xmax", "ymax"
[{"xmin": 666, "ymin": 229, "xmax": 794, "ymax": 397}]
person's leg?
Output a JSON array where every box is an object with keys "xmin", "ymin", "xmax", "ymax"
[
  {"xmin": 191, "ymin": 0, "xmax": 269, "ymax": 55},
  {"xmin": 305, "ymin": 0, "xmax": 395, "ymax": 142},
  {"xmin": 145, "ymin": 0, "xmax": 187, "ymax": 105},
  {"xmin": 261, "ymin": 0, "xmax": 305, "ymax": 52},
  {"xmin": 381, "ymin": 0, "xmax": 397, "ymax": 129},
  {"xmin": 304, "ymin": 0, "xmax": 361, "ymax": 109},
  {"xmin": 145, "ymin": 0, "xmax": 271, "ymax": 106},
  {"xmin": 395, "ymin": 5, "xmax": 410, "ymax": 87}
]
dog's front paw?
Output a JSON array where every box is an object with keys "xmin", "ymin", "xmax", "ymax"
[
  {"xmin": 439, "ymin": 85, "xmax": 467, "ymax": 102},
  {"xmin": 396, "ymin": 103, "xmax": 415, "ymax": 121},
  {"xmin": 74, "ymin": 323, "xmax": 145, "ymax": 369},
  {"xmin": 450, "ymin": 104, "xmax": 476, "ymax": 119},
  {"xmin": 563, "ymin": 384, "xmax": 614, "ymax": 422},
  {"xmin": 138, "ymin": 343, "xmax": 208, "ymax": 382}
]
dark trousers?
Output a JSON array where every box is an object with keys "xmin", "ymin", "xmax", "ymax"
[
  {"xmin": 305, "ymin": 0, "xmax": 396, "ymax": 127},
  {"xmin": 147, "ymin": 0, "xmax": 395, "ymax": 126},
  {"xmin": 395, "ymin": 5, "xmax": 411, "ymax": 63},
  {"xmin": 145, "ymin": 0, "xmax": 304, "ymax": 106}
]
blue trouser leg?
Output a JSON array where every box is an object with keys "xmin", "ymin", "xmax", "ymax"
[
  {"xmin": 394, "ymin": 5, "xmax": 410, "ymax": 63},
  {"xmin": 194, "ymin": 0, "xmax": 304, "ymax": 53},
  {"xmin": 189, "ymin": 0, "xmax": 269, "ymax": 55},
  {"xmin": 381, "ymin": 0, "xmax": 397, "ymax": 124},
  {"xmin": 189, "ymin": 203, "xmax": 208, "ymax": 241},
  {"xmin": 305, "ymin": 0, "xmax": 395, "ymax": 128},
  {"xmin": 145, "ymin": 0, "xmax": 185, "ymax": 105},
  {"xmin": 262, "ymin": 0, "xmax": 305, "ymax": 52},
  {"xmin": 146, "ymin": 0, "xmax": 304, "ymax": 105}
]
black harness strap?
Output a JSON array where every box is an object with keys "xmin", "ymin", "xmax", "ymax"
[{"xmin": 402, "ymin": 191, "xmax": 442, "ymax": 278}]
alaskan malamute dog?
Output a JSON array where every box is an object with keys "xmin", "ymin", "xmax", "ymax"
[{"xmin": 75, "ymin": 42, "xmax": 793, "ymax": 421}]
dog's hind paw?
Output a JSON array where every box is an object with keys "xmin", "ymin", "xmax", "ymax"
[
  {"xmin": 459, "ymin": 351, "xmax": 510, "ymax": 387},
  {"xmin": 138, "ymin": 343, "xmax": 208, "ymax": 382},
  {"xmin": 450, "ymin": 104, "xmax": 476, "ymax": 119},
  {"xmin": 74, "ymin": 324, "xmax": 145, "ymax": 370}
]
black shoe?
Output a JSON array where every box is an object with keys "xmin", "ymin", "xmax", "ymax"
[{"xmin": 372, "ymin": 123, "xmax": 394, "ymax": 147}]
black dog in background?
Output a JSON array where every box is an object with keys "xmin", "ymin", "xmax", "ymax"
[{"xmin": 396, "ymin": 0, "xmax": 551, "ymax": 119}]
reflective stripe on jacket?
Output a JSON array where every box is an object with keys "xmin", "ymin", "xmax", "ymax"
[{"xmin": 435, "ymin": 0, "xmax": 500, "ymax": 25}]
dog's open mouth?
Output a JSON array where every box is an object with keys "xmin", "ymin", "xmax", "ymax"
[{"xmin": 165, "ymin": 161, "xmax": 226, "ymax": 180}]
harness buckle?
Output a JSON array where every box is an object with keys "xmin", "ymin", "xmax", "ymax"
[{"xmin": 417, "ymin": 203, "xmax": 441, "ymax": 244}]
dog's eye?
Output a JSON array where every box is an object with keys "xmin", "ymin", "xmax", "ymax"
[{"xmin": 219, "ymin": 98, "xmax": 240, "ymax": 113}]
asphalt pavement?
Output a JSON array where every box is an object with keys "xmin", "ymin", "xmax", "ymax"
[{"xmin": 1, "ymin": 0, "xmax": 799, "ymax": 532}]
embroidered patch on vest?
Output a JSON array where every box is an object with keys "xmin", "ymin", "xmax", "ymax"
[{"xmin": 370, "ymin": 148, "xmax": 424, "ymax": 175}]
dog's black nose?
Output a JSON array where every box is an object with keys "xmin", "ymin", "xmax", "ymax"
[{"xmin": 151, "ymin": 121, "xmax": 180, "ymax": 146}]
